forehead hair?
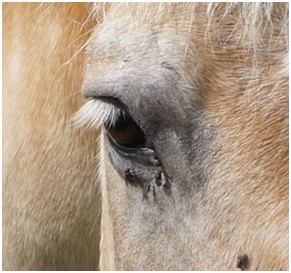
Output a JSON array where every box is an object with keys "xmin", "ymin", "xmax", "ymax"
[
  {"xmin": 90, "ymin": 2, "xmax": 288, "ymax": 51},
  {"xmin": 86, "ymin": 2, "xmax": 288, "ymax": 83}
]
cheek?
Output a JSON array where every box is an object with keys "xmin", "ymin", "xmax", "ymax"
[{"xmin": 100, "ymin": 133, "xmax": 132, "ymax": 220}]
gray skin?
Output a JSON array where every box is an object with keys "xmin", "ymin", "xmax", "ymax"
[{"xmin": 83, "ymin": 3, "xmax": 288, "ymax": 270}]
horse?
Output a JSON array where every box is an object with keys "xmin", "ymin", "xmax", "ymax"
[{"xmin": 3, "ymin": 3, "xmax": 289, "ymax": 270}]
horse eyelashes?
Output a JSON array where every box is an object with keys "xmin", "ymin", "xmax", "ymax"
[
  {"xmin": 74, "ymin": 98, "xmax": 147, "ymax": 148},
  {"xmin": 73, "ymin": 99, "xmax": 125, "ymax": 129}
]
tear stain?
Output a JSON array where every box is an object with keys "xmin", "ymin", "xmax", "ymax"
[
  {"xmin": 158, "ymin": 171, "xmax": 172, "ymax": 196},
  {"xmin": 236, "ymin": 254, "xmax": 249, "ymax": 271},
  {"xmin": 155, "ymin": 171, "xmax": 162, "ymax": 186},
  {"xmin": 124, "ymin": 168, "xmax": 142, "ymax": 187},
  {"xmin": 142, "ymin": 184, "xmax": 157, "ymax": 202},
  {"xmin": 149, "ymin": 155, "xmax": 160, "ymax": 166},
  {"xmin": 163, "ymin": 179, "xmax": 172, "ymax": 196},
  {"xmin": 111, "ymin": 144, "xmax": 174, "ymax": 202}
]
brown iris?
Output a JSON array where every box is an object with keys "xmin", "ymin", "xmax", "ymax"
[{"xmin": 105, "ymin": 112, "xmax": 146, "ymax": 147}]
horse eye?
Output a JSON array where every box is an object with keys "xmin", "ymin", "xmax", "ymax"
[{"xmin": 105, "ymin": 112, "xmax": 146, "ymax": 147}]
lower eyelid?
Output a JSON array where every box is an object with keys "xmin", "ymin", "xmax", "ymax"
[{"xmin": 106, "ymin": 133, "xmax": 159, "ymax": 166}]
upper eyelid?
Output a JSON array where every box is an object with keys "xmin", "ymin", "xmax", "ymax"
[{"xmin": 95, "ymin": 96, "xmax": 130, "ymax": 114}]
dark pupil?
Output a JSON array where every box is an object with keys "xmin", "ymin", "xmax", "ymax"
[{"xmin": 105, "ymin": 113, "xmax": 146, "ymax": 147}]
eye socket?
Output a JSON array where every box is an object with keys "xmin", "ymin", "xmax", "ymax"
[
  {"xmin": 104, "ymin": 111, "xmax": 146, "ymax": 148},
  {"xmin": 96, "ymin": 96, "xmax": 159, "ymax": 166}
]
